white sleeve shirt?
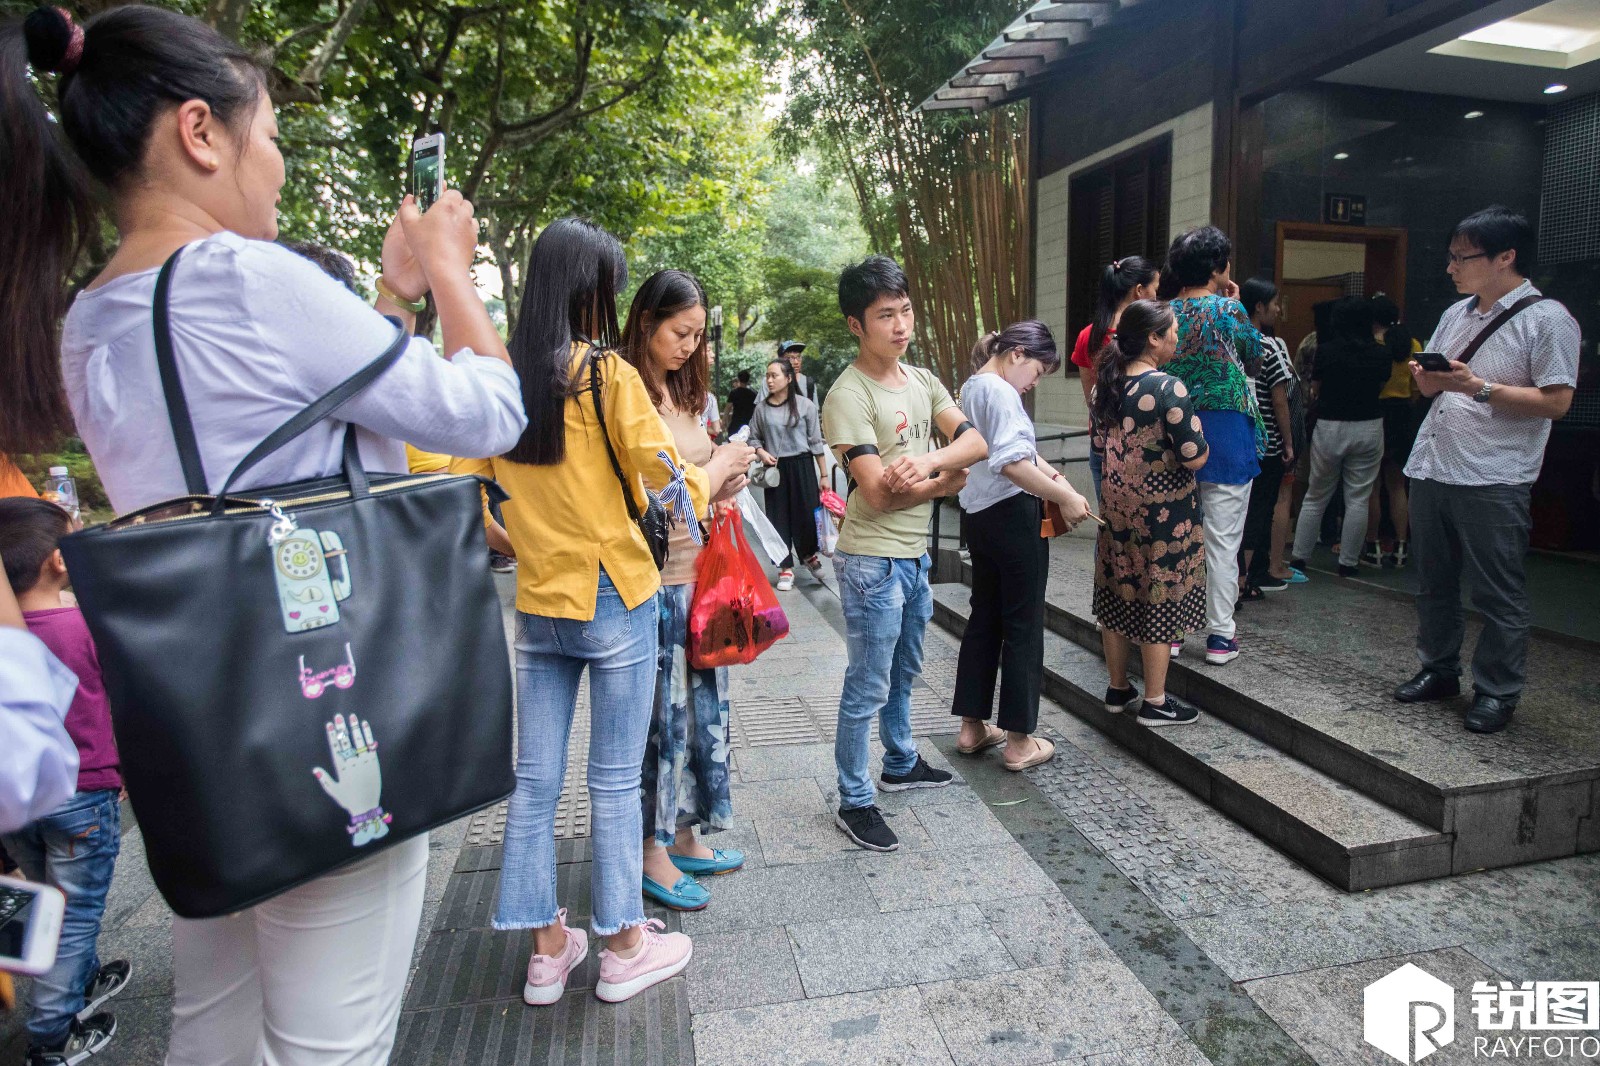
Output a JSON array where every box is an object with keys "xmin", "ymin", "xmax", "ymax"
[
  {"xmin": 61, "ymin": 232, "xmax": 527, "ymax": 514},
  {"xmin": 0, "ymin": 629, "xmax": 81, "ymax": 834},
  {"xmin": 957, "ymin": 371, "xmax": 1035, "ymax": 514}
]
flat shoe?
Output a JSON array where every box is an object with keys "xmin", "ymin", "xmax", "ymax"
[
  {"xmin": 956, "ymin": 725, "xmax": 1007, "ymax": 754},
  {"xmin": 1003, "ymin": 737, "xmax": 1056, "ymax": 772},
  {"xmin": 668, "ymin": 848, "xmax": 745, "ymax": 876},
  {"xmin": 641, "ymin": 873, "xmax": 710, "ymax": 911}
]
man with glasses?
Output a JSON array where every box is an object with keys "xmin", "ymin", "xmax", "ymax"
[{"xmin": 1394, "ymin": 206, "xmax": 1579, "ymax": 733}]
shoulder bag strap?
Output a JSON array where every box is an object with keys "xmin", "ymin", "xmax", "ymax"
[
  {"xmin": 588, "ymin": 353, "xmax": 644, "ymax": 523},
  {"xmin": 1454, "ymin": 294, "xmax": 1543, "ymax": 366},
  {"xmin": 152, "ymin": 247, "xmax": 209, "ymax": 496}
]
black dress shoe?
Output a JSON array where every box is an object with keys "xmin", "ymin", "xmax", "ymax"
[
  {"xmin": 1465, "ymin": 694, "xmax": 1517, "ymax": 734},
  {"xmin": 1393, "ymin": 669, "xmax": 1461, "ymax": 703}
]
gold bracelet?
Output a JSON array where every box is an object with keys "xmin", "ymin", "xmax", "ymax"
[{"xmin": 375, "ymin": 276, "xmax": 427, "ymax": 314}]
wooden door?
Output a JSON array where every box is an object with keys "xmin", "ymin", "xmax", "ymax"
[{"xmin": 1279, "ymin": 281, "xmax": 1343, "ymax": 361}]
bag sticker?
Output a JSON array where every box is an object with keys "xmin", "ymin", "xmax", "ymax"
[
  {"xmin": 274, "ymin": 529, "xmax": 353, "ymax": 633},
  {"xmin": 299, "ymin": 642, "xmax": 356, "ymax": 699},
  {"xmin": 311, "ymin": 713, "xmax": 391, "ymax": 846}
]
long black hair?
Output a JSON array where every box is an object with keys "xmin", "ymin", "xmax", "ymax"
[
  {"xmin": 1091, "ymin": 299, "xmax": 1174, "ymax": 433},
  {"xmin": 0, "ymin": 5, "xmax": 263, "ymax": 454},
  {"xmin": 765, "ymin": 359, "xmax": 800, "ymax": 427},
  {"xmin": 1090, "ymin": 257, "xmax": 1158, "ymax": 357},
  {"xmin": 1369, "ymin": 294, "xmax": 1414, "ymax": 363},
  {"xmin": 506, "ymin": 217, "xmax": 627, "ymax": 465},
  {"xmin": 620, "ymin": 269, "xmax": 709, "ymax": 414},
  {"xmin": 970, "ymin": 319, "xmax": 1060, "ymax": 374}
]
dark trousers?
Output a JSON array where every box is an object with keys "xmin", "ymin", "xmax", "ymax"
[
  {"xmin": 952, "ymin": 492, "xmax": 1048, "ymax": 734},
  {"xmin": 1411, "ymin": 478, "xmax": 1532, "ymax": 699},
  {"xmin": 1241, "ymin": 453, "xmax": 1285, "ymax": 582},
  {"xmin": 765, "ymin": 454, "xmax": 821, "ymax": 568}
]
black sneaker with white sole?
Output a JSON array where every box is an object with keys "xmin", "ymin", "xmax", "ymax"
[
  {"xmin": 77, "ymin": 960, "xmax": 131, "ymax": 1021},
  {"xmin": 1103, "ymin": 684, "xmax": 1142, "ymax": 714},
  {"xmin": 836, "ymin": 805, "xmax": 899, "ymax": 851},
  {"xmin": 878, "ymin": 756, "xmax": 953, "ymax": 792},
  {"xmin": 1136, "ymin": 694, "xmax": 1201, "ymax": 728},
  {"xmin": 27, "ymin": 1014, "xmax": 116, "ymax": 1066}
]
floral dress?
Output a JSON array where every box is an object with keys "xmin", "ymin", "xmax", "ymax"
[{"xmin": 1093, "ymin": 371, "xmax": 1210, "ymax": 644}]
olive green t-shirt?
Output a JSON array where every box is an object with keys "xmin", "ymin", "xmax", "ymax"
[{"xmin": 822, "ymin": 363, "xmax": 956, "ymax": 559}]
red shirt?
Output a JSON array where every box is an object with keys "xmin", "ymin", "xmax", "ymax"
[
  {"xmin": 1071, "ymin": 324, "xmax": 1116, "ymax": 370},
  {"xmin": 23, "ymin": 607, "xmax": 121, "ymax": 794}
]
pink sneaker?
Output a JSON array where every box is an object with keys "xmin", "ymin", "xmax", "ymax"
[
  {"xmin": 523, "ymin": 909, "xmax": 589, "ymax": 1006},
  {"xmin": 595, "ymin": 919, "xmax": 693, "ymax": 1003}
]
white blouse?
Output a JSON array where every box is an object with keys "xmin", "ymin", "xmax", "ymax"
[{"xmin": 61, "ymin": 232, "xmax": 526, "ymax": 514}]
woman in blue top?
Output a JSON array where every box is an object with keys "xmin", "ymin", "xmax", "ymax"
[
  {"xmin": 1163, "ymin": 227, "xmax": 1264, "ymax": 667},
  {"xmin": 951, "ymin": 321, "xmax": 1089, "ymax": 771}
]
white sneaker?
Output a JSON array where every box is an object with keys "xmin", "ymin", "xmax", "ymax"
[{"xmin": 776, "ymin": 569, "xmax": 794, "ymax": 591}]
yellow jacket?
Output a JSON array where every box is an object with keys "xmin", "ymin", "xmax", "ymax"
[{"xmin": 452, "ymin": 346, "xmax": 709, "ymax": 621}]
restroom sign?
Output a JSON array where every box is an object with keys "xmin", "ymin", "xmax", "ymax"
[{"xmin": 1325, "ymin": 193, "xmax": 1367, "ymax": 225}]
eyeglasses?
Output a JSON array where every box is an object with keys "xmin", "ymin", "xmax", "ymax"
[{"xmin": 1446, "ymin": 252, "xmax": 1488, "ymax": 266}]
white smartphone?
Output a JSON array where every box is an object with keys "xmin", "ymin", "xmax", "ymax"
[
  {"xmin": 409, "ymin": 133, "xmax": 445, "ymax": 211},
  {"xmin": 0, "ymin": 875, "xmax": 66, "ymax": 977}
]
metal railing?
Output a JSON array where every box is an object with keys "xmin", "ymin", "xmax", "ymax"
[{"xmin": 928, "ymin": 428, "xmax": 1095, "ymax": 551}]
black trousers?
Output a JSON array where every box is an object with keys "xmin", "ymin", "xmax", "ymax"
[
  {"xmin": 1241, "ymin": 453, "xmax": 1285, "ymax": 582},
  {"xmin": 764, "ymin": 453, "xmax": 820, "ymax": 568},
  {"xmin": 953, "ymin": 492, "xmax": 1048, "ymax": 734}
]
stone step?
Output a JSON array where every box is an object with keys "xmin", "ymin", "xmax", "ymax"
[{"xmin": 932, "ymin": 582, "xmax": 1456, "ymax": 891}]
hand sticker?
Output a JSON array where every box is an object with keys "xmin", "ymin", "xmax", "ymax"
[{"xmin": 311, "ymin": 713, "xmax": 392, "ymax": 846}]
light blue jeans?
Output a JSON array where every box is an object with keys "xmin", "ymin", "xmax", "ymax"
[
  {"xmin": 493, "ymin": 569, "xmax": 657, "ymax": 937},
  {"xmin": 833, "ymin": 551, "xmax": 931, "ymax": 810},
  {"xmin": 2, "ymin": 788, "xmax": 121, "ymax": 1048}
]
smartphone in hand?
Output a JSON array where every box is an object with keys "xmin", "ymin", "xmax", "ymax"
[
  {"xmin": 409, "ymin": 133, "xmax": 445, "ymax": 212},
  {"xmin": 1415, "ymin": 351, "xmax": 1453, "ymax": 373},
  {"xmin": 0, "ymin": 875, "xmax": 66, "ymax": 977}
]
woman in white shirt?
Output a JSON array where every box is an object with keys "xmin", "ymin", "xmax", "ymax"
[
  {"xmin": 3, "ymin": 7, "xmax": 525, "ymax": 1064},
  {"xmin": 952, "ymin": 322, "xmax": 1088, "ymax": 771}
]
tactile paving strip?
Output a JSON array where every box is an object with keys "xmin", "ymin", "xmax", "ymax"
[{"xmin": 1024, "ymin": 727, "xmax": 1270, "ymax": 921}]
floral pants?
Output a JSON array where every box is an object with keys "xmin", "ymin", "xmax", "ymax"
[{"xmin": 640, "ymin": 582, "xmax": 734, "ymax": 845}]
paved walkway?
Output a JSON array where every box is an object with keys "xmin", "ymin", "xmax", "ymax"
[{"xmin": 6, "ymin": 564, "xmax": 1598, "ymax": 1065}]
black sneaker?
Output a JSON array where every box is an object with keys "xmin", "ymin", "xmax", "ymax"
[
  {"xmin": 879, "ymin": 756, "xmax": 953, "ymax": 792},
  {"xmin": 489, "ymin": 551, "xmax": 517, "ymax": 574},
  {"xmin": 1136, "ymin": 694, "xmax": 1201, "ymax": 728},
  {"xmin": 77, "ymin": 960, "xmax": 131, "ymax": 1020},
  {"xmin": 835, "ymin": 805, "xmax": 899, "ymax": 851},
  {"xmin": 27, "ymin": 1014, "xmax": 116, "ymax": 1066},
  {"xmin": 1103, "ymin": 684, "xmax": 1142, "ymax": 714},
  {"xmin": 1255, "ymin": 576, "xmax": 1289, "ymax": 593},
  {"xmin": 1337, "ymin": 564, "xmax": 1360, "ymax": 578}
]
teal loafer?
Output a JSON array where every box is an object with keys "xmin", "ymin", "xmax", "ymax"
[
  {"xmin": 668, "ymin": 848, "xmax": 746, "ymax": 877},
  {"xmin": 642, "ymin": 873, "xmax": 710, "ymax": 911}
]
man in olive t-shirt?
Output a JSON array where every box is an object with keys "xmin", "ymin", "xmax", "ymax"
[{"xmin": 821, "ymin": 256, "xmax": 988, "ymax": 853}]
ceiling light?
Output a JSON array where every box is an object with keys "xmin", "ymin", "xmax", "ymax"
[
  {"xmin": 1429, "ymin": 2, "xmax": 1600, "ymax": 70},
  {"xmin": 1333, "ymin": 152, "xmax": 1350, "ymax": 160},
  {"xmin": 1544, "ymin": 82, "xmax": 1569, "ymax": 93},
  {"xmin": 1464, "ymin": 110, "xmax": 1485, "ymax": 119}
]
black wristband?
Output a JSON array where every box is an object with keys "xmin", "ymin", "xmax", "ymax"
[{"xmin": 952, "ymin": 420, "xmax": 975, "ymax": 440}]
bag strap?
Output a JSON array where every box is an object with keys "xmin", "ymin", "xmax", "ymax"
[
  {"xmin": 1454, "ymin": 293, "xmax": 1543, "ymax": 366},
  {"xmin": 152, "ymin": 249, "xmax": 209, "ymax": 496},
  {"xmin": 587, "ymin": 352, "xmax": 644, "ymax": 523}
]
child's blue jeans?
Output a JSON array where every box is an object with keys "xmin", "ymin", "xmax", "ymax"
[{"xmin": 2, "ymin": 788, "xmax": 121, "ymax": 1049}]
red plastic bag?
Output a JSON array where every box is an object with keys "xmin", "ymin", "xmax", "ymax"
[
  {"xmin": 688, "ymin": 508, "xmax": 790, "ymax": 668},
  {"xmin": 819, "ymin": 487, "xmax": 846, "ymax": 518}
]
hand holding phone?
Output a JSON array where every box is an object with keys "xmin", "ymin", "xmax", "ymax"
[
  {"xmin": 1414, "ymin": 351, "xmax": 1453, "ymax": 373},
  {"xmin": 0, "ymin": 875, "xmax": 65, "ymax": 977},
  {"xmin": 409, "ymin": 133, "xmax": 445, "ymax": 212}
]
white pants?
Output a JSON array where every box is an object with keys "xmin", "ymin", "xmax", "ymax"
[
  {"xmin": 1291, "ymin": 419, "xmax": 1384, "ymax": 568},
  {"xmin": 1200, "ymin": 480, "xmax": 1252, "ymax": 640},
  {"xmin": 165, "ymin": 834, "xmax": 428, "ymax": 1066}
]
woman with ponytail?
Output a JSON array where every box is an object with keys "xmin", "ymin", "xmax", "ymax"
[
  {"xmin": 1091, "ymin": 300, "xmax": 1208, "ymax": 728},
  {"xmin": 1070, "ymin": 257, "xmax": 1160, "ymax": 501},
  {"xmin": 2, "ymin": 6, "xmax": 526, "ymax": 1062},
  {"xmin": 952, "ymin": 322, "xmax": 1088, "ymax": 770}
]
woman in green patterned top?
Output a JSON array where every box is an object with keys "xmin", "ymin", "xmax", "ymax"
[{"xmin": 1163, "ymin": 226, "xmax": 1265, "ymax": 667}]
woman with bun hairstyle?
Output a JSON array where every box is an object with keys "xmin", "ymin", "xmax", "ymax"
[
  {"xmin": 1091, "ymin": 300, "xmax": 1209, "ymax": 728},
  {"xmin": 1071, "ymin": 258, "xmax": 1161, "ymax": 501},
  {"xmin": 2, "ymin": 6, "xmax": 526, "ymax": 1063},
  {"xmin": 952, "ymin": 321, "xmax": 1089, "ymax": 770}
]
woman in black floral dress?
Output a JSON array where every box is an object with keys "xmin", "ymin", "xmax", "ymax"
[{"xmin": 1091, "ymin": 300, "xmax": 1210, "ymax": 727}]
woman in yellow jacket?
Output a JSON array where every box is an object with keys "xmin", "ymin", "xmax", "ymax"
[{"xmin": 453, "ymin": 219, "xmax": 752, "ymax": 1006}]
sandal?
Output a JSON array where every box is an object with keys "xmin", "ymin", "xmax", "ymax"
[
  {"xmin": 956, "ymin": 724, "xmax": 1007, "ymax": 754},
  {"xmin": 1003, "ymin": 736, "xmax": 1056, "ymax": 772}
]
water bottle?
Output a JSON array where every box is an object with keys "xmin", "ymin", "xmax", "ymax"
[{"xmin": 47, "ymin": 466, "xmax": 80, "ymax": 524}]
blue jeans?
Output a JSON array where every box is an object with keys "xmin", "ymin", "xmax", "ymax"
[
  {"xmin": 2, "ymin": 789, "xmax": 121, "ymax": 1048},
  {"xmin": 1089, "ymin": 448, "xmax": 1103, "ymax": 506},
  {"xmin": 493, "ymin": 570, "xmax": 658, "ymax": 937},
  {"xmin": 833, "ymin": 551, "xmax": 931, "ymax": 810}
]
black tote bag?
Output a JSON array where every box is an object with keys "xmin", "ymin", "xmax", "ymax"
[{"xmin": 59, "ymin": 247, "xmax": 515, "ymax": 919}]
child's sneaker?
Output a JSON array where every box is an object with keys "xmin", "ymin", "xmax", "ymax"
[
  {"xmin": 27, "ymin": 1014, "xmax": 115, "ymax": 1066},
  {"xmin": 595, "ymin": 919, "xmax": 692, "ymax": 1003},
  {"xmin": 77, "ymin": 960, "xmax": 131, "ymax": 1020},
  {"xmin": 523, "ymin": 909, "xmax": 589, "ymax": 1006},
  {"xmin": 776, "ymin": 569, "xmax": 795, "ymax": 591}
]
